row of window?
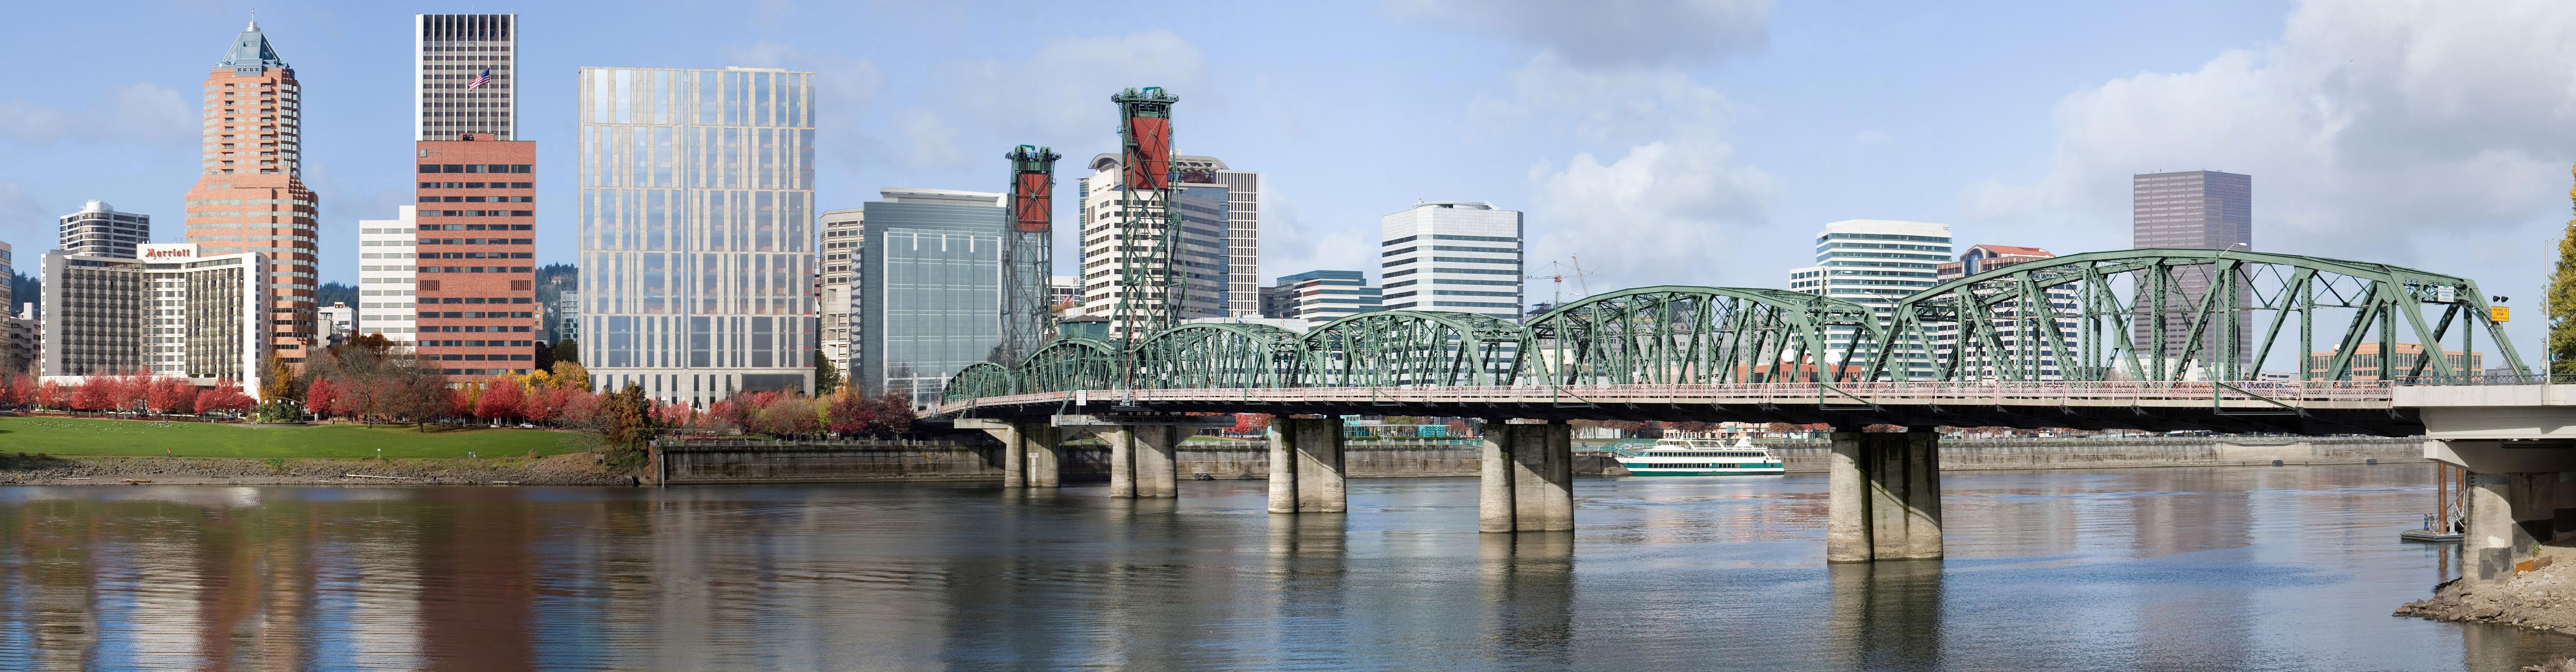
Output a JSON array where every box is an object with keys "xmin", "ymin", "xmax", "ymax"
[
  {"xmin": 420, "ymin": 252, "xmax": 535, "ymax": 259},
  {"xmin": 419, "ymin": 196, "xmax": 535, "ymax": 203},
  {"xmin": 420, "ymin": 266, "xmax": 534, "ymax": 273},
  {"xmin": 419, "ymin": 340, "xmax": 536, "ymax": 348},
  {"xmin": 419, "ymin": 210, "xmax": 533, "ymax": 217},
  {"xmin": 418, "ymin": 164, "xmax": 534, "ymax": 174},
  {"xmin": 420, "ymin": 182, "xmax": 533, "ymax": 189},
  {"xmin": 418, "ymin": 311, "xmax": 537, "ymax": 319},
  {"xmin": 419, "ymin": 326, "xmax": 535, "ymax": 333},
  {"xmin": 423, "ymin": 224, "xmax": 534, "ymax": 231},
  {"xmin": 1383, "ymin": 234, "xmax": 1518, "ymax": 245},
  {"xmin": 420, "ymin": 297, "xmax": 534, "ymax": 304},
  {"xmin": 421, "ymin": 238, "xmax": 534, "ymax": 245},
  {"xmin": 429, "ymin": 354, "xmax": 535, "ymax": 361}
]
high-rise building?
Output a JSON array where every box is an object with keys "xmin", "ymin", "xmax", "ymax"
[
  {"xmin": 1928, "ymin": 245, "xmax": 2077, "ymax": 379},
  {"xmin": 1049, "ymin": 275, "xmax": 1080, "ymax": 309},
  {"xmin": 1380, "ymin": 202, "xmax": 1523, "ymax": 321},
  {"xmin": 182, "ymin": 20, "xmax": 319, "ymax": 365},
  {"xmin": 0, "ymin": 240, "xmax": 14, "ymax": 312},
  {"xmin": 58, "ymin": 201, "xmax": 150, "ymax": 258},
  {"xmin": 1790, "ymin": 219, "xmax": 1952, "ymax": 377},
  {"xmin": 413, "ymin": 15, "xmax": 534, "ymax": 379},
  {"xmin": 2132, "ymin": 171, "xmax": 2252, "ymax": 372},
  {"xmin": 1267, "ymin": 270, "xmax": 1382, "ymax": 321},
  {"xmin": 413, "ymin": 139, "xmax": 537, "ymax": 378},
  {"xmin": 818, "ymin": 207, "xmax": 863, "ymax": 375},
  {"xmin": 854, "ymin": 188, "xmax": 1007, "ymax": 407},
  {"xmin": 578, "ymin": 67, "xmax": 817, "ymax": 405},
  {"xmin": 40, "ymin": 243, "xmax": 266, "ymax": 396},
  {"xmin": 318, "ymin": 302, "xmax": 356, "ymax": 346},
  {"xmin": 1170, "ymin": 155, "xmax": 1261, "ymax": 316},
  {"xmin": 356, "ymin": 206, "xmax": 419, "ymax": 344},
  {"xmin": 1076, "ymin": 154, "xmax": 1255, "ymax": 327},
  {"xmin": 415, "ymin": 14, "xmax": 517, "ymax": 141}
]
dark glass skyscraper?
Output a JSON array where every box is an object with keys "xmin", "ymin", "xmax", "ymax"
[{"xmin": 2132, "ymin": 170, "xmax": 2252, "ymax": 376}]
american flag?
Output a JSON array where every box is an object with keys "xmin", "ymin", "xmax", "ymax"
[{"xmin": 466, "ymin": 68, "xmax": 492, "ymax": 91}]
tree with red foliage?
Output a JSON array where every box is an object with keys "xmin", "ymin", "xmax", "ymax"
[
  {"xmin": 70, "ymin": 377, "xmax": 112, "ymax": 412},
  {"xmin": 1228, "ymin": 413, "xmax": 1270, "ymax": 434},
  {"xmin": 329, "ymin": 380, "xmax": 367, "ymax": 421},
  {"xmin": 446, "ymin": 386, "xmax": 476, "ymax": 421},
  {"xmin": 305, "ymin": 378, "xmax": 341, "ymax": 419},
  {"xmin": 556, "ymin": 388, "xmax": 604, "ymax": 429},
  {"xmin": 519, "ymin": 385, "xmax": 562, "ymax": 425},
  {"xmin": 195, "ymin": 379, "xmax": 256, "ymax": 415},
  {"xmin": 36, "ymin": 380, "xmax": 67, "ymax": 410},
  {"xmin": 705, "ymin": 400, "xmax": 741, "ymax": 432},
  {"xmin": 475, "ymin": 376, "xmax": 524, "ymax": 423},
  {"xmin": 871, "ymin": 393, "xmax": 913, "ymax": 435},
  {"xmin": 148, "ymin": 377, "xmax": 197, "ymax": 415},
  {"xmin": 826, "ymin": 391, "xmax": 873, "ymax": 436},
  {"xmin": 5, "ymin": 373, "xmax": 32, "ymax": 407}
]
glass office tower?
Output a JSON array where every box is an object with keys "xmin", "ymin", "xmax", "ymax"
[
  {"xmin": 577, "ymin": 66, "xmax": 816, "ymax": 405},
  {"xmin": 856, "ymin": 189, "xmax": 1007, "ymax": 408}
]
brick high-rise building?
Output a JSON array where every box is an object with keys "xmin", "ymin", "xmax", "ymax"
[
  {"xmin": 413, "ymin": 14, "xmax": 536, "ymax": 378},
  {"xmin": 182, "ymin": 20, "xmax": 320, "ymax": 365}
]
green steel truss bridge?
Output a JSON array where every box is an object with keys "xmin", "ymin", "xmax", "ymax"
[{"xmin": 943, "ymin": 249, "xmax": 2525, "ymax": 436}]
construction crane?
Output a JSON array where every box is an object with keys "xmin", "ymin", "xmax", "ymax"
[{"xmin": 1522, "ymin": 257, "xmax": 1601, "ymax": 312}]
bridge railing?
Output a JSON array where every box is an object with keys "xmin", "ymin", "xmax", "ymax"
[{"xmin": 941, "ymin": 380, "xmax": 2398, "ymax": 415}]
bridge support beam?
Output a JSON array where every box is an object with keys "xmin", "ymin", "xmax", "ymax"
[
  {"xmin": 1099, "ymin": 425, "xmax": 1180, "ymax": 499},
  {"xmin": 1827, "ymin": 430, "xmax": 1943, "ymax": 562},
  {"xmin": 1267, "ymin": 417, "xmax": 1346, "ymax": 513},
  {"xmin": 2426, "ymin": 438, "xmax": 2576, "ymax": 582},
  {"xmin": 958, "ymin": 418, "xmax": 1059, "ymax": 488},
  {"xmin": 1481, "ymin": 420, "xmax": 1573, "ymax": 533}
]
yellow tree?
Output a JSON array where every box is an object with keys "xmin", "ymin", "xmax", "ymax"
[{"xmin": 2552, "ymin": 162, "xmax": 2576, "ymax": 372}]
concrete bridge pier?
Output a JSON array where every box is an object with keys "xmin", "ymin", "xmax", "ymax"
[
  {"xmin": 1827, "ymin": 429, "xmax": 1943, "ymax": 562},
  {"xmin": 2411, "ymin": 388, "xmax": 2576, "ymax": 583},
  {"xmin": 1100, "ymin": 425, "xmax": 1182, "ymax": 499},
  {"xmin": 1267, "ymin": 417, "xmax": 1348, "ymax": 513},
  {"xmin": 1480, "ymin": 419, "xmax": 1573, "ymax": 533},
  {"xmin": 957, "ymin": 418, "xmax": 1060, "ymax": 488}
]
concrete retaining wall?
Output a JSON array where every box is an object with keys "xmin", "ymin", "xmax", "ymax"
[
  {"xmin": 655, "ymin": 437, "xmax": 2423, "ymax": 485},
  {"xmin": 1767, "ymin": 437, "xmax": 2422, "ymax": 474}
]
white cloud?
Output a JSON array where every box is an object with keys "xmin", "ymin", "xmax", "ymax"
[
  {"xmin": 938, "ymin": 30, "xmax": 1208, "ymax": 141},
  {"xmin": 1966, "ymin": 0, "xmax": 2576, "ymax": 268},
  {"xmin": 1478, "ymin": 54, "xmax": 1776, "ymax": 289},
  {"xmin": 1389, "ymin": 0, "xmax": 1771, "ymax": 67},
  {"xmin": 0, "ymin": 82, "xmax": 195, "ymax": 146},
  {"xmin": 895, "ymin": 109, "xmax": 968, "ymax": 171},
  {"xmin": 721, "ymin": 41, "xmax": 887, "ymax": 168},
  {"xmin": 1259, "ymin": 188, "xmax": 1381, "ymax": 284}
]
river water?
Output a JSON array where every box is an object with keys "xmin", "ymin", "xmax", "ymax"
[{"xmin": 1, "ymin": 465, "xmax": 2570, "ymax": 671}]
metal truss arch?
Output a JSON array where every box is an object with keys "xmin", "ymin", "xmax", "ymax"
[
  {"xmin": 1134, "ymin": 322, "xmax": 1304, "ymax": 388},
  {"xmin": 1299, "ymin": 310, "xmax": 1523, "ymax": 387},
  {"xmin": 944, "ymin": 362, "xmax": 1018, "ymax": 400},
  {"xmin": 1863, "ymin": 247, "xmax": 2525, "ymax": 383},
  {"xmin": 1518, "ymin": 286, "xmax": 1883, "ymax": 385},
  {"xmin": 1018, "ymin": 337, "xmax": 1120, "ymax": 394}
]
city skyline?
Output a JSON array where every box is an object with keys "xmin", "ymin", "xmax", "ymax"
[{"xmin": 1, "ymin": 3, "xmax": 2571, "ymax": 355}]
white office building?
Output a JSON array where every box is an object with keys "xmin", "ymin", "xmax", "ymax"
[
  {"xmin": 357, "ymin": 206, "xmax": 419, "ymax": 344},
  {"xmin": 59, "ymin": 201, "xmax": 151, "ymax": 259},
  {"xmin": 578, "ymin": 66, "xmax": 817, "ymax": 405},
  {"xmin": 40, "ymin": 243, "xmax": 265, "ymax": 396},
  {"xmin": 1791, "ymin": 219, "xmax": 1952, "ymax": 377},
  {"xmin": 1380, "ymin": 202, "xmax": 1524, "ymax": 321},
  {"xmin": 1076, "ymin": 154, "xmax": 1258, "ymax": 331},
  {"xmin": 818, "ymin": 207, "xmax": 863, "ymax": 377}
]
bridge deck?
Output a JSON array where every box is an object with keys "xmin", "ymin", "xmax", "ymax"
[{"xmin": 942, "ymin": 382, "xmax": 2418, "ymax": 436}]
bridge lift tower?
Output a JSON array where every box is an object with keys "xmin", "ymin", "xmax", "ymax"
[
  {"xmin": 997, "ymin": 144, "xmax": 1061, "ymax": 365},
  {"xmin": 1111, "ymin": 87, "xmax": 1181, "ymax": 390}
]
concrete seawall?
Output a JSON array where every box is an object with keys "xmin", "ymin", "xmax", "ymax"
[
  {"xmin": 1769, "ymin": 437, "xmax": 2422, "ymax": 473},
  {"xmin": 653, "ymin": 437, "xmax": 2422, "ymax": 485}
]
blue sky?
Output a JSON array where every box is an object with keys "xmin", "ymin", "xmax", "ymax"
[{"xmin": 8, "ymin": 1, "xmax": 2575, "ymax": 351}]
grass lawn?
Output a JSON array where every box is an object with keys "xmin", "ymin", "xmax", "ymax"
[{"xmin": 0, "ymin": 416, "xmax": 591, "ymax": 459}]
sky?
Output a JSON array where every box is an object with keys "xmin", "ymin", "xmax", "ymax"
[{"xmin": 6, "ymin": 0, "xmax": 2575, "ymax": 353}]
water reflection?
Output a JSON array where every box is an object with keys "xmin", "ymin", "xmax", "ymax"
[
  {"xmin": 2, "ymin": 467, "xmax": 2575, "ymax": 670},
  {"xmin": 1827, "ymin": 560, "xmax": 1941, "ymax": 670}
]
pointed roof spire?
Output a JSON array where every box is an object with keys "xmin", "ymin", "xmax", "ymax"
[{"xmin": 216, "ymin": 17, "xmax": 291, "ymax": 75}]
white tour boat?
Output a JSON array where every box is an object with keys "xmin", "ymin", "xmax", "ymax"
[{"xmin": 1616, "ymin": 437, "xmax": 1786, "ymax": 476}]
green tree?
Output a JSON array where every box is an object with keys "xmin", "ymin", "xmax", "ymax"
[
  {"xmin": 2553, "ymin": 163, "xmax": 2576, "ymax": 373},
  {"xmin": 813, "ymin": 350, "xmax": 841, "ymax": 395},
  {"xmin": 552, "ymin": 339, "xmax": 580, "ymax": 364}
]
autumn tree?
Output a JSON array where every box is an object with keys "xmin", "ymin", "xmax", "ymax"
[
  {"xmin": 305, "ymin": 378, "xmax": 341, "ymax": 419},
  {"xmin": 475, "ymin": 376, "xmax": 524, "ymax": 424},
  {"xmin": 2551, "ymin": 161, "xmax": 2576, "ymax": 373}
]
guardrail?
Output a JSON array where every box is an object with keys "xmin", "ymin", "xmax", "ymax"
[{"xmin": 940, "ymin": 380, "xmax": 2400, "ymax": 416}]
